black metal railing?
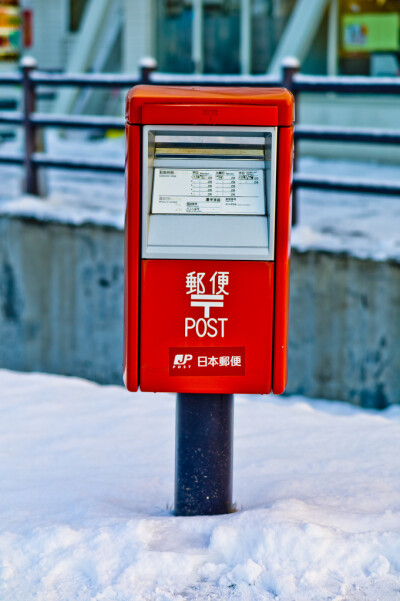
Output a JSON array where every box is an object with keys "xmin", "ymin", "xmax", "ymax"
[{"xmin": 0, "ymin": 57, "xmax": 399, "ymax": 224}]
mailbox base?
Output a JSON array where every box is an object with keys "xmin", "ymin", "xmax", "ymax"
[{"xmin": 174, "ymin": 392, "xmax": 233, "ymax": 516}]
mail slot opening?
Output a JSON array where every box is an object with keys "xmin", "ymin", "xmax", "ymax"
[{"xmin": 154, "ymin": 135, "xmax": 267, "ymax": 159}]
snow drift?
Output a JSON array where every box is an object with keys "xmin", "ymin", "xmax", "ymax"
[{"xmin": 1, "ymin": 369, "xmax": 400, "ymax": 600}]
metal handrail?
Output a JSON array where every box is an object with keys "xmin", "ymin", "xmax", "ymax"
[
  {"xmin": 0, "ymin": 111, "xmax": 23, "ymax": 125},
  {"xmin": 0, "ymin": 153, "xmax": 24, "ymax": 165},
  {"xmin": 295, "ymin": 125, "xmax": 400, "ymax": 145},
  {"xmin": 293, "ymin": 73, "xmax": 400, "ymax": 94},
  {"xmin": 31, "ymin": 114, "xmax": 125, "ymax": 130},
  {"xmin": 31, "ymin": 153, "xmax": 124, "ymax": 172},
  {"xmin": 0, "ymin": 72, "xmax": 22, "ymax": 85},
  {"xmin": 151, "ymin": 72, "xmax": 281, "ymax": 87},
  {"xmin": 293, "ymin": 173, "xmax": 400, "ymax": 195},
  {"xmin": 30, "ymin": 71, "xmax": 141, "ymax": 88}
]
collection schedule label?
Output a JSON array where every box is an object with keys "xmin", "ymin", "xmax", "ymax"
[{"xmin": 152, "ymin": 168, "xmax": 265, "ymax": 215}]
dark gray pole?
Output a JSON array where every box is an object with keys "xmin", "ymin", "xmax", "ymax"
[
  {"xmin": 282, "ymin": 57, "xmax": 300, "ymax": 226},
  {"xmin": 175, "ymin": 393, "xmax": 234, "ymax": 516},
  {"xmin": 21, "ymin": 56, "xmax": 39, "ymax": 196}
]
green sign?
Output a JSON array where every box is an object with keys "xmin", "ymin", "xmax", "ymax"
[{"xmin": 342, "ymin": 13, "xmax": 399, "ymax": 53}]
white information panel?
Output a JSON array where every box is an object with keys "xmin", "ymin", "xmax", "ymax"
[{"xmin": 152, "ymin": 168, "xmax": 265, "ymax": 215}]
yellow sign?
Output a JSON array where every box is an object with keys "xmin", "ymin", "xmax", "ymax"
[
  {"xmin": 342, "ymin": 13, "xmax": 399, "ymax": 53},
  {"xmin": 0, "ymin": 6, "xmax": 21, "ymax": 61}
]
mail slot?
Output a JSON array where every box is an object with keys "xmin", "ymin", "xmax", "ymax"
[{"xmin": 124, "ymin": 86, "xmax": 294, "ymax": 394}]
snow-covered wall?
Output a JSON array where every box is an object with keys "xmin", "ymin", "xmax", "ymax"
[{"xmin": 0, "ymin": 215, "xmax": 398, "ymax": 408}]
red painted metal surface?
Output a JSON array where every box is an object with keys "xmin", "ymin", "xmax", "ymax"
[
  {"xmin": 272, "ymin": 125, "xmax": 294, "ymax": 394},
  {"xmin": 140, "ymin": 260, "xmax": 275, "ymax": 394},
  {"xmin": 22, "ymin": 10, "xmax": 33, "ymax": 48},
  {"xmin": 123, "ymin": 125, "xmax": 140, "ymax": 391},
  {"xmin": 126, "ymin": 85, "xmax": 294, "ymax": 127},
  {"xmin": 141, "ymin": 103, "xmax": 278, "ymax": 126},
  {"xmin": 124, "ymin": 85, "xmax": 294, "ymax": 394}
]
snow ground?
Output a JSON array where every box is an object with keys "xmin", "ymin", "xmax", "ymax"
[
  {"xmin": 1, "ymin": 369, "xmax": 400, "ymax": 600},
  {"xmin": 0, "ymin": 134, "xmax": 399, "ymax": 260}
]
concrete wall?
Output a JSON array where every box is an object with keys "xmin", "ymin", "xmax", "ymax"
[
  {"xmin": 0, "ymin": 215, "xmax": 399, "ymax": 407},
  {"xmin": 0, "ymin": 216, "xmax": 124, "ymax": 384},
  {"xmin": 288, "ymin": 251, "xmax": 400, "ymax": 408}
]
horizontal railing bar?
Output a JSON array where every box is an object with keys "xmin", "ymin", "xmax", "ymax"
[
  {"xmin": 0, "ymin": 73, "xmax": 22, "ymax": 85},
  {"xmin": 24, "ymin": 116, "xmax": 400, "ymax": 145},
  {"xmin": 2, "ymin": 151, "xmax": 398, "ymax": 198},
  {"xmin": 29, "ymin": 71, "xmax": 283, "ymax": 88},
  {"xmin": 31, "ymin": 113, "xmax": 125, "ymax": 129},
  {"xmin": 295, "ymin": 125, "xmax": 400, "ymax": 145},
  {"xmin": 293, "ymin": 74, "xmax": 400, "ymax": 94},
  {"xmin": 0, "ymin": 111, "xmax": 23, "ymax": 125},
  {"xmin": 0, "ymin": 153, "xmax": 24, "ymax": 165},
  {"xmin": 293, "ymin": 173, "xmax": 400, "ymax": 196},
  {"xmin": 30, "ymin": 72, "xmax": 141, "ymax": 88},
  {"xmin": 151, "ymin": 72, "xmax": 282, "ymax": 87},
  {"xmin": 1, "ymin": 69, "xmax": 399, "ymax": 95},
  {"xmin": 30, "ymin": 72, "xmax": 400, "ymax": 93},
  {"xmin": 31, "ymin": 153, "xmax": 125, "ymax": 172},
  {"xmin": 2, "ymin": 69, "xmax": 398, "ymax": 95}
]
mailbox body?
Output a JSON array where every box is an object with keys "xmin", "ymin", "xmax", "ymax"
[{"xmin": 124, "ymin": 86, "xmax": 294, "ymax": 395}]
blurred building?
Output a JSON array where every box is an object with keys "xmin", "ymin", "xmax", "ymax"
[
  {"xmin": 11, "ymin": 0, "xmax": 399, "ymax": 77},
  {"xmin": 1, "ymin": 0, "xmax": 399, "ymax": 158}
]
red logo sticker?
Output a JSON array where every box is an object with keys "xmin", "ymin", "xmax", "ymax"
[{"xmin": 169, "ymin": 347, "xmax": 245, "ymax": 376}]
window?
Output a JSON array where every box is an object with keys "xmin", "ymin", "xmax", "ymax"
[{"xmin": 69, "ymin": 0, "xmax": 89, "ymax": 32}]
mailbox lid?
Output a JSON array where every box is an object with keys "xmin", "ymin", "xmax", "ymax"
[{"xmin": 126, "ymin": 86, "xmax": 294, "ymax": 127}]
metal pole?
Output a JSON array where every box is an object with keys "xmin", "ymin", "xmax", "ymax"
[
  {"xmin": 192, "ymin": 0, "xmax": 203, "ymax": 74},
  {"xmin": 240, "ymin": 0, "xmax": 251, "ymax": 75},
  {"xmin": 327, "ymin": 0, "xmax": 338, "ymax": 76},
  {"xmin": 282, "ymin": 57, "xmax": 300, "ymax": 226},
  {"xmin": 175, "ymin": 393, "xmax": 233, "ymax": 516},
  {"xmin": 21, "ymin": 56, "xmax": 38, "ymax": 195}
]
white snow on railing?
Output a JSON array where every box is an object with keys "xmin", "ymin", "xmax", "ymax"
[
  {"xmin": 294, "ymin": 74, "xmax": 400, "ymax": 86},
  {"xmin": 151, "ymin": 72, "xmax": 280, "ymax": 84}
]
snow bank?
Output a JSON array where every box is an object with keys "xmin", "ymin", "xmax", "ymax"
[
  {"xmin": 1, "ymin": 369, "xmax": 400, "ymax": 600},
  {"xmin": 0, "ymin": 193, "xmax": 125, "ymax": 229}
]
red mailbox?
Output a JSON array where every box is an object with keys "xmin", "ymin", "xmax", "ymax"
[{"xmin": 124, "ymin": 86, "xmax": 294, "ymax": 395}]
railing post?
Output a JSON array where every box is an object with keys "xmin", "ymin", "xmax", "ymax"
[
  {"xmin": 138, "ymin": 56, "xmax": 157, "ymax": 84},
  {"xmin": 21, "ymin": 56, "xmax": 39, "ymax": 195},
  {"xmin": 281, "ymin": 57, "xmax": 300, "ymax": 226}
]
